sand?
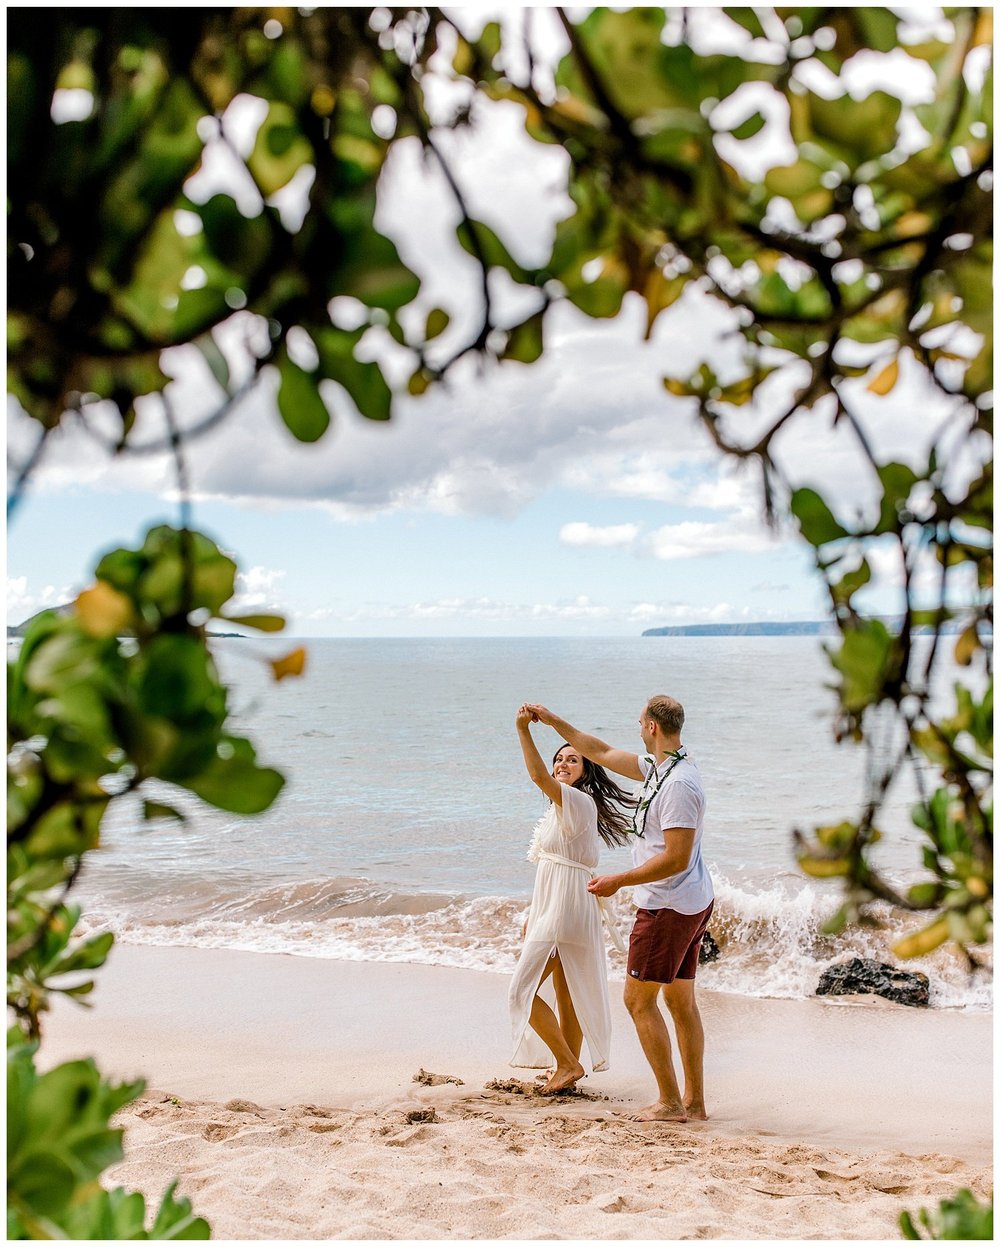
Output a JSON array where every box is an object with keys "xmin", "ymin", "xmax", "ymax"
[{"xmin": 42, "ymin": 944, "xmax": 992, "ymax": 1241}]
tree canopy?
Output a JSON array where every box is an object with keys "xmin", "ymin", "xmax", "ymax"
[{"xmin": 7, "ymin": 6, "xmax": 993, "ymax": 1240}]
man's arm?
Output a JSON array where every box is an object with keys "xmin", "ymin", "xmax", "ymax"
[
  {"xmin": 526, "ymin": 704, "xmax": 643, "ymax": 782},
  {"xmin": 587, "ymin": 827, "xmax": 695, "ymax": 897}
]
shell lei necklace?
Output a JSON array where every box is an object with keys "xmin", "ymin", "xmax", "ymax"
[{"xmin": 631, "ymin": 748, "xmax": 688, "ymax": 838}]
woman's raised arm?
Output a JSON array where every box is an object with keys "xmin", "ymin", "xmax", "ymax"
[{"xmin": 516, "ymin": 704, "xmax": 562, "ymax": 807}]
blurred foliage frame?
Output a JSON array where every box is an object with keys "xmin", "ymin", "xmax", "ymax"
[{"xmin": 7, "ymin": 5, "xmax": 993, "ymax": 1239}]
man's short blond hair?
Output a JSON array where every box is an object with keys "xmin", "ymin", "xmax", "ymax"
[{"xmin": 645, "ymin": 694, "xmax": 684, "ymax": 735}]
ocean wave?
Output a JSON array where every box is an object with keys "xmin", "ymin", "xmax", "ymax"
[{"xmin": 77, "ymin": 872, "xmax": 992, "ymax": 1011}]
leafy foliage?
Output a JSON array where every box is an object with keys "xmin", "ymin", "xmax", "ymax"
[
  {"xmin": 900, "ymin": 1188, "xmax": 994, "ymax": 1240},
  {"xmin": 7, "ymin": 525, "xmax": 298, "ymax": 1235},
  {"xmin": 7, "ymin": 1029, "xmax": 209, "ymax": 1239},
  {"xmin": 6, "ymin": 6, "xmax": 993, "ymax": 1239}
]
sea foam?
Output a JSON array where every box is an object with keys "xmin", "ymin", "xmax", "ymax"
[{"xmin": 77, "ymin": 870, "xmax": 992, "ymax": 1011}]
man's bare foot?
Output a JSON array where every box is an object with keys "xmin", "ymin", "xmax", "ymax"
[
  {"xmin": 621, "ymin": 1100, "xmax": 688, "ymax": 1122},
  {"xmin": 541, "ymin": 1062, "xmax": 584, "ymax": 1094},
  {"xmin": 684, "ymin": 1102, "xmax": 709, "ymax": 1121}
]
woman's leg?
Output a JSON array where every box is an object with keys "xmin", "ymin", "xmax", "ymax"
[
  {"xmin": 552, "ymin": 955, "xmax": 583, "ymax": 1061},
  {"xmin": 529, "ymin": 953, "xmax": 584, "ymax": 1093}
]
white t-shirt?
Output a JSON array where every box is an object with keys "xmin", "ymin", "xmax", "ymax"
[{"xmin": 632, "ymin": 754, "xmax": 713, "ymax": 914}]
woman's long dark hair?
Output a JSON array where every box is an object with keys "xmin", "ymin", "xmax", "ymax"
[{"xmin": 552, "ymin": 745, "xmax": 636, "ymax": 848}]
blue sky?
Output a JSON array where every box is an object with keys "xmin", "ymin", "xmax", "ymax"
[{"xmin": 6, "ymin": 7, "xmax": 986, "ymax": 637}]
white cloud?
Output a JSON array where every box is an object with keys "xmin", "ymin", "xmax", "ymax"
[
  {"xmin": 559, "ymin": 521, "xmax": 640, "ymax": 549},
  {"xmin": 11, "ymin": 292, "xmax": 739, "ymax": 524},
  {"xmin": 232, "ymin": 565, "xmax": 286, "ymax": 609},
  {"xmin": 7, "ymin": 578, "xmax": 72, "ymax": 624},
  {"xmin": 645, "ymin": 519, "xmax": 780, "ymax": 561},
  {"xmin": 642, "ymin": 602, "xmax": 742, "ymax": 624}
]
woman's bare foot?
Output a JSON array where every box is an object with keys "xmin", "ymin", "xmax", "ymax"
[
  {"xmin": 541, "ymin": 1062, "xmax": 584, "ymax": 1094},
  {"xmin": 684, "ymin": 1101, "xmax": 709, "ymax": 1121},
  {"xmin": 621, "ymin": 1100, "xmax": 688, "ymax": 1122}
]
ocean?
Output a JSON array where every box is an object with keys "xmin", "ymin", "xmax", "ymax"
[{"xmin": 57, "ymin": 635, "xmax": 991, "ymax": 1011}]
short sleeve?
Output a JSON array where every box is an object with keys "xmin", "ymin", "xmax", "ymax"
[
  {"xmin": 558, "ymin": 784, "xmax": 597, "ymax": 841},
  {"xmin": 654, "ymin": 777, "xmax": 702, "ymax": 833},
  {"xmin": 638, "ymin": 755, "xmax": 654, "ymax": 779}
]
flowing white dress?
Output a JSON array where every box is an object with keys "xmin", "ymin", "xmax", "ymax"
[{"xmin": 508, "ymin": 784, "xmax": 613, "ymax": 1072}]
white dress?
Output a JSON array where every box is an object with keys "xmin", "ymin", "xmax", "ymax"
[{"xmin": 508, "ymin": 784, "xmax": 613, "ymax": 1072}]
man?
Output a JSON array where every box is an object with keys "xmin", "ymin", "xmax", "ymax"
[{"xmin": 526, "ymin": 696, "xmax": 713, "ymax": 1122}]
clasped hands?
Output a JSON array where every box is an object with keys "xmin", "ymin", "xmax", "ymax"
[{"xmin": 515, "ymin": 702, "xmax": 554, "ymax": 727}]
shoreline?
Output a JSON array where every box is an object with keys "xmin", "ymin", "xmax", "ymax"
[{"xmin": 41, "ymin": 942, "xmax": 992, "ymax": 1239}]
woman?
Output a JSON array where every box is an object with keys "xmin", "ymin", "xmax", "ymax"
[{"xmin": 509, "ymin": 704, "xmax": 634, "ymax": 1093}]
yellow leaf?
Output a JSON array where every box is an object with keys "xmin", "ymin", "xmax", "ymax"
[
  {"xmin": 867, "ymin": 356, "xmax": 900, "ymax": 395},
  {"xmin": 972, "ymin": 9, "xmax": 993, "ymax": 48},
  {"xmin": 954, "ymin": 624, "xmax": 979, "ymax": 666},
  {"xmin": 892, "ymin": 915, "xmax": 950, "ymax": 959},
  {"xmin": 223, "ymin": 613, "xmax": 286, "ymax": 633},
  {"xmin": 75, "ymin": 582, "xmax": 134, "ymax": 638},
  {"xmin": 797, "ymin": 855, "xmax": 850, "ymax": 878},
  {"xmin": 893, "ymin": 211, "xmax": 933, "ymax": 239},
  {"xmin": 269, "ymin": 646, "xmax": 307, "ymax": 681}
]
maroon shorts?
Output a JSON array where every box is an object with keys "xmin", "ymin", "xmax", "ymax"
[{"xmin": 626, "ymin": 900, "xmax": 715, "ymax": 984}]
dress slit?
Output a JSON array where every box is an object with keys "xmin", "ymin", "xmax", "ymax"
[{"xmin": 508, "ymin": 793, "xmax": 614, "ymax": 1074}]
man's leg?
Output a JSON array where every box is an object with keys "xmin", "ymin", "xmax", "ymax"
[
  {"xmin": 622, "ymin": 976, "xmax": 687, "ymax": 1121},
  {"xmin": 660, "ymin": 976, "xmax": 708, "ymax": 1119}
]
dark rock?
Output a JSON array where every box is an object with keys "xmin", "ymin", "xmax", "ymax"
[
  {"xmin": 699, "ymin": 931, "xmax": 720, "ymax": 964},
  {"xmin": 816, "ymin": 957, "xmax": 930, "ymax": 1007}
]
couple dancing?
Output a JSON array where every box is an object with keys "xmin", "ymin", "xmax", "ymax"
[{"xmin": 509, "ymin": 697, "xmax": 714, "ymax": 1122}]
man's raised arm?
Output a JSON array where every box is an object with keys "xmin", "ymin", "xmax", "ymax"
[{"xmin": 525, "ymin": 704, "xmax": 644, "ymax": 782}]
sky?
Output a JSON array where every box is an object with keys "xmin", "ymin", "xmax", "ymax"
[{"xmin": 5, "ymin": 7, "xmax": 988, "ymax": 637}]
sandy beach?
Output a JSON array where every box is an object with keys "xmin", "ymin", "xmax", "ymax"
[{"xmin": 43, "ymin": 943, "xmax": 991, "ymax": 1240}]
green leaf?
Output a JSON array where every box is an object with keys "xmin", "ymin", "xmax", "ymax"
[
  {"xmin": 723, "ymin": 7, "xmax": 766, "ymax": 39},
  {"xmin": 828, "ymin": 621, "xmax": 894, "ymax": 712},
  {"xmin": 831, "ymin": 559, "xmax": 871, "ymax": 607},
  {"xmin": 314, "ymin": 327, "xmax": 392, "ymax": 422},
  {"xmin": 136, "ymin": 635, "xmax": 218, "ymax": 721},
  {"xmin": 503, "ymin": 310, "xmax": 545, "ymax": 364},
  {"xmin": 875, "ymin": 462, "xmax": 918, "ymax": 534},
  {"xmin": 198, "ymin": 193, "xmax": 271, "ymax": 274},
  {"xmin": 764, "ymin": 159, "xmax": 825, "ymax": 200},
  {"xmin": 854, "ymin": 8, "xmax": 900, "ymax": 53},
  {"xmin": 808, "ymin": 90, "xmax": 902, "ymax": 166},
  {"xmin": 247, "ymin": 102, "xmax": 313, "ymax": 196},
  {"xmin": 730, "ymin": 110, "xmax": 766, "ymax": 141},
  {"xmin": 149, "ymin": 1181, "xmax": 212, "ymax": 1239},
  {"xmin": 790, "ymin": 488, "xmax": 848, "ymax": 546},
  {"xmin": 425, "ymin": 307, "xmax": 450, "ymax": 341},
  {"xmin": 143, "ymin": 801, "xmax": 188, "ymax": 823},
  {"xmin": 50, "ymin": 929, "xmax": 115, "ymax": 977},
  {"xmin": 456, "ymin": 219, "xmax": 528, "ymax": 281},
  {"xmin": 277, "ymin": 353, "xmax": 331, "ymax": 442},
  {"xmin": 566, "ymin": 271, "xmax": 626, "ymax": 319},
  {"xmin": 185, "ymin": 735, "xmax": 285, "ymax": 814},
  {"xmin": 8, "ymin": 1153, "xmax": 77, "ymax": 1217},
  {"xmin": 329, "ymin": 192, "xmax": 419, "ymax": 310}
]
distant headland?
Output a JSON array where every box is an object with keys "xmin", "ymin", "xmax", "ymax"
[
  {"xmin": 642, "ymin": 621, "xmax": 834, "ymax": 637},
  {"xmin": 642, "ymin": 618, "xmax": 981, "ymax": 637}
]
